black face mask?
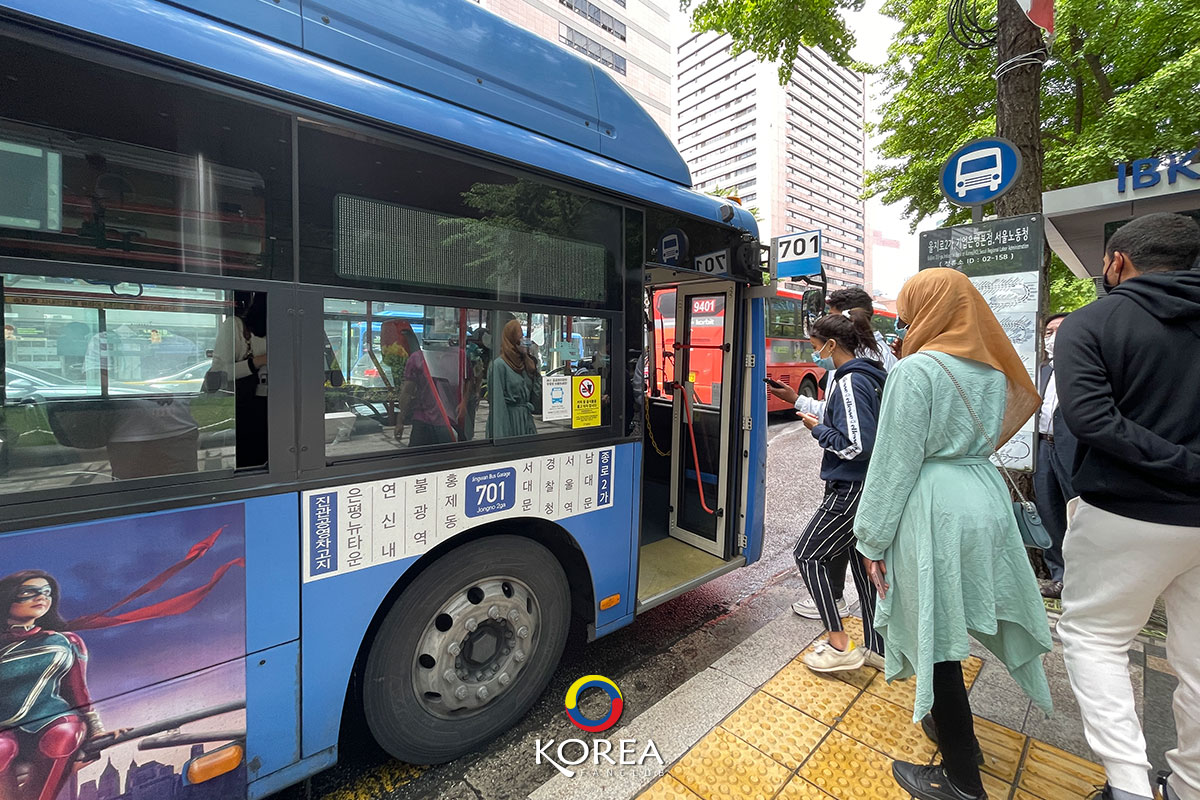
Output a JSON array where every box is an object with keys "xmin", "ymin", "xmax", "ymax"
[{"xmin": 1102, "ymin": 259, "xmax": 1119, "ymax": 295}]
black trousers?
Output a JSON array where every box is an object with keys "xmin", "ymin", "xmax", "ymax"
[
  {"xmin": 932, "ymin": 661, "xmax": 984, "ymax": 795},
  {"xmin": 1033, "ymin": 438, "xmax": 1071, "ymax": 581}
]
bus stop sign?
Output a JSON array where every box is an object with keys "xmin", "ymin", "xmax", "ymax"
[
  {"xmin": 939, "ymin": 138, "xmax": 1022, "ymax": 209},
  {"xmin": 772, "ymin": 230, "xmax": 822, "ymax": 279}
]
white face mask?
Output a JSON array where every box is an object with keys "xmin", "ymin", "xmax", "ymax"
[{"xmin": 1045, "ymin": 334, "xmax": 1056, "ymax": 361}]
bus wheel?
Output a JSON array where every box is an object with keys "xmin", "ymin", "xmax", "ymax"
[
  {"xmin": 362, "ymin": 535, "xmax": 570, "ymax": 764},
  {"xmin": 799, "ymin": 378, "xmax": 818, "ymax": 399}
]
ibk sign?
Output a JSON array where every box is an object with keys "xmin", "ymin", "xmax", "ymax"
[{"xmin": 1116, "ymin": 149, "xmax": 1200, "ymax": 193}]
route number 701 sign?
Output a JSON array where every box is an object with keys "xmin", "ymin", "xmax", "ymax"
[{"xmin": 773, "ymin": 230, "xmax": 822, "ymax": 279}]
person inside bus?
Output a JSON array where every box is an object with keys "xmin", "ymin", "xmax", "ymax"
[
  {"xmin": 210, "ymin": 291, "xmax": 268, "ymax": 468},
  {"xmin": 486, "ymin": 319, "xmax": 540, "ymax": 439},
  {"xmin": 793, "ymin": 312, "xmax": 887, "ymax": 674},
  {"xmin": 84, "ymin": 327, "xmax": 201, "ymax": 480},
  {"xmin": 768, "ymin": 288, "xmax": 894, "ymax": 622},
  {"xmin": 854, "ymin": 269, "xmax": 1052, "ymax": 800},
  {"xmin": 393, "ymin": 325, "xmax": 459, "ymax": 447}
]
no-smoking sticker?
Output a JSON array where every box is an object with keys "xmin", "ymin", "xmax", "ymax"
[{"xmin": 571, "ymin": 375, "xmax": 601, "ymax": 429}]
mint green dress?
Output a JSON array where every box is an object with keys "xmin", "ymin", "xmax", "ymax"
[{"xmin": 854, "ymin": 352, "xmax": 1053, "ymax": 722}]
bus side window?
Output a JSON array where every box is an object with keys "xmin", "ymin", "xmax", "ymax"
[
  {"xmin": 322, "ymin": 299, "xmax": 488, "ymax": 459},
  {"xmin": 1, "ymin": 274, "xmax": 249, "ymax": 495}
]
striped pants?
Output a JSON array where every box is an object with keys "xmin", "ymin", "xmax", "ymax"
[{"xmin": 793, "ymin": 479, "xmax": 884, "ymax": 655}]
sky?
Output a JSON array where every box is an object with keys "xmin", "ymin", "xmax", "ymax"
[{"xmin": 844, "ymin": 0, "xmax": 937, "ymax": 298}]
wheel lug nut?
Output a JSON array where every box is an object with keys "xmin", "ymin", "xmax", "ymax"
[
  {"xmin": 488, "ymin": 605, "xmax": 500, "ymax": 619},
  {"xmin": 517, "ymin": 626, "xmax": 529, "ymax": 639},
  {"xmin": 508, "ymin": 610, "xmax": 520, "ymax": 623},
  {"xmin": 443, "ymin": 670, "xmax": 457, "ymax": 683},
  {"xmin": 475, "ymin": 672, "xmax": 484, "ymax": 681},
  {"xmin": 477, "ymin": 686, "xmax": 490, "ymax": 700},
  {"xmin": 465, "ymin": 618, "xmax": 478, "ymax": 632},
  {"xmin": 514, "ymin": 649, "xmax": 526, "ymax": 663},
  {"xmin": 498, "ymin": 673, "xmax": 511, "ymax": 686},
  {"xmin": 448, "ymin": 642, "xmax": 461, "ymax": 656},
  {"xmin": 455, "ymin": 686, "xmax": 468, "ymax": 700}
]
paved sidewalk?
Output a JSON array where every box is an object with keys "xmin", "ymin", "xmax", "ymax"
[{"xmin": 530, "ymin": 605, "xmax": 1178, "ymax": 800}]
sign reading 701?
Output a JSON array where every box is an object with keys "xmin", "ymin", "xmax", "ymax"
[{"xmin": 773, "ymin": 230, "xmax": 822, "ymax": 279}]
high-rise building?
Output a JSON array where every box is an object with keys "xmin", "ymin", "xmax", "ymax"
[
  {"xmin": 473, "ymin": 0, "xmax": 674, "ymax": 133},
  {"xmin": 675, "ymin": 34, "xmax": 868, "ymax": 291}
]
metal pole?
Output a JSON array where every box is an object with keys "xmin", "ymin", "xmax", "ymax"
[{"xmin": 972, "ymin": 205, "xmax": 984, "ymax": 224}]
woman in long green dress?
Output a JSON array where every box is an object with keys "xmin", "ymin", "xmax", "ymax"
[
  {"xmin": 855, "ymin": 269, "xmax": 1053, "ymax": 800},
  {"xmin": 486, "ymin": 320, "xmax": 539, "ymax": 439}
]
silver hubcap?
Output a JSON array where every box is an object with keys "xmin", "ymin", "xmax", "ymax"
[{"xmin": 413, "ymin": 576, "xmax": 540, "ymax": 718}]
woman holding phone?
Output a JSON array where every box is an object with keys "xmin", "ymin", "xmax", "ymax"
[
  {"xmin": 790, "ymin": 312, "xmax": 888, "ymax": 673},
  {"xmin": 855, "ymin": 269, "xmax": 1053, "ymax": 800}
]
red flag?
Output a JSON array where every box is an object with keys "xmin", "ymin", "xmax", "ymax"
[{"xmin": 1017, "ymin": 0, "xmax": 1054, "ymax": 33}]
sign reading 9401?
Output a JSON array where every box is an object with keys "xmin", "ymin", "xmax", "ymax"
[{"xmin": 918, "ymin": 215, "xmax": 1043, "ymax": 278}]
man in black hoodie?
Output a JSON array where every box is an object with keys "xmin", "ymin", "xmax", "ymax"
[{"xmin": 1056, "ymin": 212, "xmax": 1200, "ymax": 800}]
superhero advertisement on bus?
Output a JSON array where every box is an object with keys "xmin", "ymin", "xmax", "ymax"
[{"xmin": 0, "ymin": 504, "xmax": 247, "ymax": 800}]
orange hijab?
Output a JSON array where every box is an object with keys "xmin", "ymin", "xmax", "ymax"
[{"xmin": 898, "ymin": 268, "xmax": 1040, "ymax": 446}]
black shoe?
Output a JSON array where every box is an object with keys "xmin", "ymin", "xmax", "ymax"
[
  {"xmin": 1041, "ymin": 580, "xmax": 1063, "ymax": 599},
  {"xmin": 1158, "ymin": 771, "xmax": 1178, "ymax": 800},
  {"xmin": 892, "ymin": 762, "xmax": 986, "ymax": 800},
  {"xmin": 920, "ymin": 714, "xmax": 986, "ymax": 766}
]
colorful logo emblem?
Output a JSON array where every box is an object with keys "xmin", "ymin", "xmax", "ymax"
[{"xmin": 564, "ymin": 674, "xmax": 623, "ymax": 733}]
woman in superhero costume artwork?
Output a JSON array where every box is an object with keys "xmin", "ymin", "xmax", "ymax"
[{"xmin": 0, "ymin": 527, "xmax": 243, "ymax": 800}]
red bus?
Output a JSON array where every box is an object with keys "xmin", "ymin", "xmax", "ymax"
[
  {"xmin": 650, "ymin": 289, "xmax": 725, "ymax": 405},
  {"xmin": 765, "ymin": 287, "xmax": 827, "ymax": 411}
]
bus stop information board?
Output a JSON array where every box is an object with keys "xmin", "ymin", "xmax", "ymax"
[{"xmin": 919, "ymin": 214, "xmax": 1043, "ymax": 471}]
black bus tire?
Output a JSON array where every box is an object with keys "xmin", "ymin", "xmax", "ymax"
[
  {"xmin": 362, "ymin": 534, "xmax": 571, "ymax": 764},
  {"xmin": 799, "ymin": 378, "xmax": 818, "ymax": 399}
]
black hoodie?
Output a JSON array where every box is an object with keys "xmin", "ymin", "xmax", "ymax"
[
  {"xmin": 811, "ymin": 358, "xmax": 888, "ymax": 483},
  {"xmin": 1055, "ymin": 270, "xmax": 1200, "ymax": 525}
]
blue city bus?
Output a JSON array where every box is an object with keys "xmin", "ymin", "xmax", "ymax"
[{"xmin": 0, "ymin": 1, "xmax": 771, "ymax": 797}]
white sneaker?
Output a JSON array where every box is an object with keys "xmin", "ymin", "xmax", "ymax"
[
  {"xmin": 792, "ymin": 596, "xmax": 850, "ymax": 620},
  {"xmin": 862, "ymin": 650, "xmax": 885, "ymax": 671},
  {"xmin": 803, "ymin": 639, "xmax": 866, "ymax": 673}
]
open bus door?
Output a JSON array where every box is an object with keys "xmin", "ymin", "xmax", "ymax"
[{"xmin": 667, "ymin": 282, "xmax": 735, "ymax": 557}]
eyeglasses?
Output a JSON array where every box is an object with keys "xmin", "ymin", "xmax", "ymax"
[{"xmin": 13, "ymin": 586, "xmax": 52, "ymax": 603}]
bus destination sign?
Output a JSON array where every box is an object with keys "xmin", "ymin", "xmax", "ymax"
[{"xmin": 302, "ymin": 447, "xmax": 616, "ymax": 581}]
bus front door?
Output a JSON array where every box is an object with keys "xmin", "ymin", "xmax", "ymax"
[{"xmin": 668, "ymin": 282, "xmax": 735, "ymax": 557}]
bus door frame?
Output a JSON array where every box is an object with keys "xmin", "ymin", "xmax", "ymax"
[{"xmin": 668, "ymin": 280, "xmax": 736, "ymax": 557}]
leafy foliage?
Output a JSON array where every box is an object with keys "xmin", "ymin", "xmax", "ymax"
[
  {"xmin": 681, "ymin": 0, "xmax": 864, "ymax": 80},
  {"xmin": 681, "ymin": 0, "xmax": 1200, "ymax": 312}
]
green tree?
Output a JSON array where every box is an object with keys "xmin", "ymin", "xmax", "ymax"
[{"xmin": 683, "ymin": 0, "xmax": 1200, "ymax": 312}]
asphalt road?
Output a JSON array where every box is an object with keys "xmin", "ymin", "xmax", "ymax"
[{"xmin": 272, "ymin": 416, "xmax": 828, "ymax": 800}]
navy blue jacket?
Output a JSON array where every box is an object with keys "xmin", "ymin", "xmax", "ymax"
[{"xmin": 811, "ymin": 358, "xmax": 887, "ymax": 483}]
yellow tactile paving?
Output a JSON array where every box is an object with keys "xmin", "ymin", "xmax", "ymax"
[
  {"xmin": 837, "ymin": 693, "xmax": 938, "ymax": 763},
  {"xmin": 637, "ymin": 774, "xmax": 705, "ymax": 800},
  {"xmin": 719, "ymin": 691, "xmax": 830, "ymax": 768},
  {"xmin": 669, "ymin": 727, "xmax": 792, "ymax": 800},
  {"xmin": 963, "ymin": 655, "xmax": 984, "ymax": 689},
  {"xmin": 777, "ymin": 776, "xmax": 838, "ymax": 799},
  {"xmin": 974, "ymin": 715, "xmax": 1028, "ymax": 783},
  {"xmin": 798, "ymin": 730, "xmax": 911, "ymax": 800},
  {"xmin": 864, "ymin": 670, "xmax": 918, "ymax": 710},
  {"xmin": 981, "ymin": 770, "xmax": 1014, "ymax": 800},
  {"xmin": 1017, "ymin": 739, "xmax": 1107, "ymax": 799},
  {"xmin": 763, "ymin": 660, "xmax": 862, "ymax": 725},
  {"xmin": 863, "ymin": 656, "xmax": 985, "ymax": 711}
]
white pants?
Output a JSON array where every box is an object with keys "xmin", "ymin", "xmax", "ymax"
[{"xmin": 1059, "ymin": 498, "xmax": 1200, "ymax": 800}]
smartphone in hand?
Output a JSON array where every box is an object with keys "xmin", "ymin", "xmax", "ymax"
[{"xmin": 763, "ymin": 377, "xmax": 785, "ymax": 389}]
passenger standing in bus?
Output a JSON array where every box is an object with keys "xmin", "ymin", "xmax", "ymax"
[
  {"xmin": 793, "ymin": 313, "xmax": 887, "ymax": 674},
  {"xmin": 855, "ymin": 269, "xmax": 1052, "ymax": 800},
  {"xmin": 211, "ymin": 292, "xmax": 267, "ymax": 468},
  {"xmin": 486, "ymin": 319, "xmax": 539, "ymax": 439}
]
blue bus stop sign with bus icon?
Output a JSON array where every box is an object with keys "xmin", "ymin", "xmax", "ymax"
[{"xmin": 939, "ymin": 138, "xmax": 1022, "ymax": 208}]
